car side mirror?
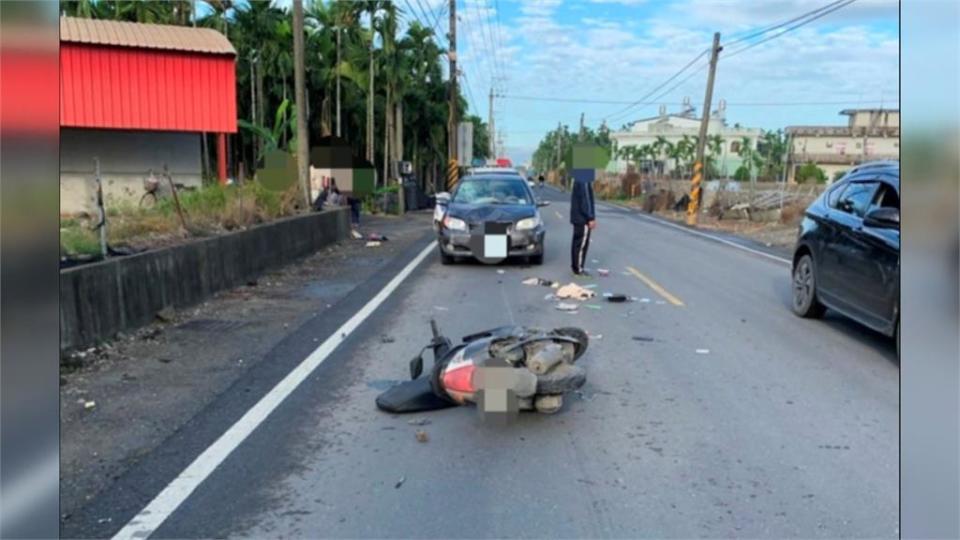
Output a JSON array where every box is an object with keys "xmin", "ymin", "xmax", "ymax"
[
  {"xmin": 435, "ymin": 192, "xmax": 451, "ymax": 205},
  {"xmin": 863, "ymin": 207, "xmax": 899, "ymax": 229},
  {"xmin": 537, "ymin": 200, "xmax": 551, "ymax": 207}
]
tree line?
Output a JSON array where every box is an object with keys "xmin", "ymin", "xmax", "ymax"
[
  {"xmin": 532, "ymin": 125, "xmax": 826, "ymax": 184},
  {"xmin": 60, "ymin": 0, "xmax": 491, "ymax": 191}
]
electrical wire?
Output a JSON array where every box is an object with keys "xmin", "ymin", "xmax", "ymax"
[
  {"xmin": 723, "ymin": 0, "xmax": 850, "ymax": 47},
  {"xmin": 601, "ymin": 48, "xmax": 709, "ymax": 122},
  {"xmin": 723, "ymin": 0, "xmax": 858, "ymax": 59},
  {"xmin": 499, "ymin": 94, "xmax": 897, "ymax": 107}
]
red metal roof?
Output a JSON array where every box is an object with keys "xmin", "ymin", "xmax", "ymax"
[{"xmin": 59, "ymin": 20, "xmax": 237, "ymax": 133}]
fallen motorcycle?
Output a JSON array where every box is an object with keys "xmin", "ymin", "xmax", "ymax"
[{"xmin": 376, "ymin": 320, "xmax": 589, "ymax": 415}]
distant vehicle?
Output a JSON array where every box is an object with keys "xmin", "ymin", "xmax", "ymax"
[
  {"xmin": 791, "ymin": 161, "xmax": 900, "ymax": 354},
  {"xmin": 434, "ymin": 174, "xmax": 549, "ymax": 265}
]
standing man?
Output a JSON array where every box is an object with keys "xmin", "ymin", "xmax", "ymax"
[{"xmin": 570, "ymin": 175, "xmax": 596, "ymax": 276}]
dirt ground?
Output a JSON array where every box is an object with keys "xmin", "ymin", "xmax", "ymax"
[{"xmin": 59, "ymin": 211, "xmax": 432, "ymax": 523}]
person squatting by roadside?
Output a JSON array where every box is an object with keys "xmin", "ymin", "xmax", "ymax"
[
  {"xmin": 314, "ymin": 178, "xmax": 362, "ymax": 226},
  {"xmin": 569, "ymin": 174, "xmax": 596, "ymax": 276}
]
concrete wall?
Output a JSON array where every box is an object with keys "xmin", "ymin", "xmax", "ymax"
[
  {"xmin": 60, "ymin": 128, "xmax": 202, "ymax": 215},
  {"xmin": 60, "ymin": 208, "xmax": 350, "ymax": 352}
]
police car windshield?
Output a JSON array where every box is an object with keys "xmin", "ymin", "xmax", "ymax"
[{"xmin": 453, "ymin": 178, "xmax": 532, "ymax": 205}]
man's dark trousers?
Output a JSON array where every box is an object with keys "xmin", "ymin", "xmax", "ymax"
[{"xmin": 571, "ymin": 223, "xmax": 591, "ymax": 274}]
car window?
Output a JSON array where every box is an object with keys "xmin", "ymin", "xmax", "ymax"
[
  {"xmin": 453, "ymin": 179, "xmax": 531, "ymax": 205},
  {"xmin": 836, "ymin": 181, "xmax": 879, "ymax": 217},
  {"xmin": 870, "ymin": 182, "xmax": 900, "ymax": 210},
  {"xmin": 826, "ymin": 183, "xmax": 847, "ymax": 208}
]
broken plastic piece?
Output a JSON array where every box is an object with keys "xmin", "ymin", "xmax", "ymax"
[
  {"xmin": 605, "ymin": 294, "xmax": 629, "ymax": 303},
  {"xmin": 555, "ymin": 302, "xmax": 579, "ymax": 311},
  {"xmin": 696, "ymin": 349, "xmax": 710, "ymax": 354},
  {"xmin": 598, "ymin": 269, "xmax": 610, "ymax": 277},
  {"xmin": 556, "ymin": 283, "xmax": 596, "ymax": 300},
  {"xmin": 365, "ymin": 241, "xmax": 381, "ymax": 247},
  {"xmin": 496, "ymin": 269, "xmax": 505, "ymax": 274},
  {"xmin": 395, "ymin": 476, "xmax": 406, "ymax": 489},
  {"xmin": 584, "ymin": 305, "xmax": 602, "ymax": 310},
  {"xmin": 83, "ymin": 401, "xmax": 96, "ymax": 409},
  {"xmin": 351, "ymin": 230, "xmax": 363, "ymax": 239},
  {"xmin": 632, "ymin": 336, "xmax": 654, "ymax": 342},
  {"xmin": 523, "ymin": 277, "xmax": 557, "ymax": 287}
]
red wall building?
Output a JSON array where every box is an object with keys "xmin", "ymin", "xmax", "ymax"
[{"xmin": 59, "ymin": 17, "xmax": 237, "ymax": 212}]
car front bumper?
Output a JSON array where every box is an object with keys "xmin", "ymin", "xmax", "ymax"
[{"xmin": 438, "ymin": 226, "xmax": 545, "ymax": 258}]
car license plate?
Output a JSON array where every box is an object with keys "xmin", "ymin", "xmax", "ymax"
[{"xmin": 483, "ymin": 235, "xmax": 507, "ymax": 258}]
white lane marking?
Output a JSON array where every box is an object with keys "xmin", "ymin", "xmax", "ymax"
[
  {"xmin": 598, "ymin": 201, "xmax": 791, "ymax": 265},
  {"xmin": 113, "ymin": 240, "xmax": 439, "ymax": 540}
]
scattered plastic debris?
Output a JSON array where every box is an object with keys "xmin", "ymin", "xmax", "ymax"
[
  {"xmin": 523, "ymin": 277, "xmax": 559, "ymax": 288},
  {"xmin": 543, "ymin": 293, "xmax": 555, "ymax": 301},
  {"xmin": 605, "ymin": 294, "xmax": 629, "ymax": 303},
  {"xmin": 639, "ymin": 298, "xmax": 651, "ymax": 303},
  {"xmin": 83, "ymin": 401, "xmax": 96, "ymax": 410},
  {"xmin": 591, "ymin": 259, "xmax": 600, "ymax": 264},
  {"xmin": 696, "ymin": 349, "xmax": 710, "ymax": 355},
  {"xmin": 655, "ymin": 300, "xmax": 667, "ymax": 305},
  {"xmin": 381, "ymin": 336, "xmax": 396, "ymax": 344},
  {"xmin": 632, "ymin": 336, "xmax": 654, "ymax": 342},
  {"xmin": 433, "ymin": 306, "xmax": 449, "ymax": 311},
  {"xmin": 407, "ymin": 418, "xmax": 431, "ymax": 426},
  {"xmin": 365, "ymin": 241, "xmax": 381, "ymax": 248},
  {"xmin": 496, "ymin": 269, "xmax": 505, "ymax": 275},
  {"xmin": 556, "ymin": 302, "xmax": 579, "ymax": 312},
  {"xmin": 556, "ymin": 283, "xmax": 596, "ymax": 300},
  {"xmin": 368, "ymin": 233, "xmax": 389, "ymax": 241},
  {"xmin": 351, "ymin": 230, "xmax": 363, "ymax": 239},
  {"xmin": 598, "ymin": 269, "xmax": 610, "ymax": 277},
  {"xmin": 584, "ymin": 284, "xmax": 598, "ymax": 289},
  {"xmin": 590, "ymin": 333, "xmax": 603, "ymax": 340},
  {"xmin": 415, "ymin": 430, "xmax": 429, "ymax": 443},
  {"xmin": 395, "ymin": 476, "xmax": 406, "ymax": 489},
  {"xmin": 584, "ymin": 305, "xmax": 602, "ymax": 310}
]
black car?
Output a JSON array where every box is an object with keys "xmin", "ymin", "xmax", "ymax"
[
  {"xmin": 436, "ymin": 174, "xmax": 548, "ymax": 265},
  {"xmin": 791, "ymin": 161, "xmax": 900, "ymax": 352}
]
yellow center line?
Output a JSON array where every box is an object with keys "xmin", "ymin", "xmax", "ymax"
[{"xmin": 626, "ymin": 266, "xmax": 685, "ymax": 307}]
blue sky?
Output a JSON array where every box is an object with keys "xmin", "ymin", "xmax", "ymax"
[{"xmin": 437, "ymin": 0, "xmax": 899, "ymax": 165}]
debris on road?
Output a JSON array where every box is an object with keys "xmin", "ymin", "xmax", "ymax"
[
  {"xmin": 523, "ymin": 277, "xmax": 559, "ymax": 288},
  {"xmin": 584, "ymin": 284, "xmax": 598, "ymax": 289},
  {"xmin": 591, "ymin": 259, "xmax": 600, "ymax": 264},
  {"xmin": 155, "ymin": 306, "xmax": 175, "ymax": 323},
  {"xmin": 598, "ymin": 269, "xmax": 610, "ymax": 277},
  {"xmin": 496, "ymin": 269, "xmax": 505, "ymax": 275},
  {"xmin": 556, "ymin": 283, "xmax": 596, "ymax": 300},
  {"xmin": 365, "ymin": 241, "xmax": 381, "ymax": 248},
  {"xmin": 555, "ymin": 302, "xmax": 579, "ymax": 312},
  {"xmin": 83, "ymin": 401, "xmax": 96, "ymax": 410},
  {"xmin": 351, "ymin": 230, "xmax": 363, "ymax": 239},
  {"xmin": 605, "ymin": 294, "xmax": 630, "ymax": 303},
  {"xmin": 589, "ymin": 333, "xmax": 603, "ymax": 340},
  {"xmin": 415, "ymin": 430, "xmax": 429, "ymax": 443},
  {"xmin": 367, "ymin": 233, "xmax": 389, "ymax": 241},
  {"xmin": 246, "ymin": 279, "xmax": 259, "ymax": 287},
  {"xmin": 543, "ymin": 293, "xmax": 555, "ymax": 301},
  {"xmin": 632, "ymin": 336, "xmax": 655, "ymax": 342},
  {"xmin": 433, "ymin": 306, "xmax": 449, "ymax": 311},
  {"xmin": 655, "ymin": 300, "xmax": 667, "ymax": 305},
  {"xmin": 407, "ymin": 418, "xmax": 431, "ymax": 426},
  {"xmin": 157, "ymin": 357, "xmax": 172, "ymax": 364},
  {"xmin": 381, "ymin": 336, "xmax": 396, "ymax": 344},
  {"xmin": 639, "ymin": 298, "xmax": 651, "ymax": 303},
  {"xmin": 394, "ymin": 476, "xmax": 406, "ymax": 489},
  {"xmin": 696, "ymin": 349, "xmax": 710, "ymax": 355},
  {"xmin": 584, "ymin": 305, "xmax": 602, "ymax": 310}
]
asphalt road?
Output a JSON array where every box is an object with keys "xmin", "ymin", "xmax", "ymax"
[{"xmin": 87, "ymin": 186, "xmax": 898, "ymax": 539}]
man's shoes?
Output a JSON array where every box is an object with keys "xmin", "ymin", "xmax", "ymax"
[{"xmin": 573, "ymin": 269, "xmax": 591, "ymax": 277}]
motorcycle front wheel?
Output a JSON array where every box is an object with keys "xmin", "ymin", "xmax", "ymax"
[{"xmin": 551, "ymin": 327, "xmax": 589, "ymax": 361}]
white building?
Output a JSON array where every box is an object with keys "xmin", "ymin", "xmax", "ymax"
[{"xmin": 609, "ymin": 98, "xmax": 762, "ymax": 178}]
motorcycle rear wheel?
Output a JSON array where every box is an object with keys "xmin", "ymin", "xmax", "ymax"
[{"xmin": 551, "ymin": 327, "xmax": 589, "ymax": 361}]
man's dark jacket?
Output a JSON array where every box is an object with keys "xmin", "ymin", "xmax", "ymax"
[{"xmin": 569, "ymin": 179, "xmax": 596, "ymax": 225}]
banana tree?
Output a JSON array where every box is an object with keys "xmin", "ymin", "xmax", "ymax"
[{"xmin": 238, "ymin": 99, "xmax": 297, "ymax": 157}]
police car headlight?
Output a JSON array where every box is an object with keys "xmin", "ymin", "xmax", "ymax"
[
  {"xmin": 516, "ymin": 215, "xmax": 541, "ymax": 231},
  {"xmin": 443, "ymin": 216, "xmax": 467, "ymax": 232}
]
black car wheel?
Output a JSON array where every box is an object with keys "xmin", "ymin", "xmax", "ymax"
[
  {"xmin": 792, "ymin": 253, "xmax": 826, "ymax": 318},
  {"xmin": 439, "ymin": 246, "xmax": 454, "ymax": 265}
]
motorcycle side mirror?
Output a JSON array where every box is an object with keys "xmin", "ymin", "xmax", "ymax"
[{"xmin": 409, "ymin": 354, "xmax": 424, "ymax": 380}]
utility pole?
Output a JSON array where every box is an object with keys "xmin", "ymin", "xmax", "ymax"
[
  {"xmin": 336, "ymin": 26, "xmax": 341, "ymax": 138},
  {"xmin": 292, "ymin": 0, "xmax": 311, "ymax": 208},
  {"xmin": 554, "ymin": 121, "xmax": 561, "ymax": 178},
  {"xmin": 579, "ymin": 112, "xmax": 585, "ymax": 141},
  {"xmin": 686, "ymin": 31, "xmax": 721, "ymax": 226},
  {"xmin": 446, "ymin": 0, "xmax": 458, "ymax": 191},
  {"xmin": 488, "ymin": 87, "xmax": 496, "ymax": 161}
]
